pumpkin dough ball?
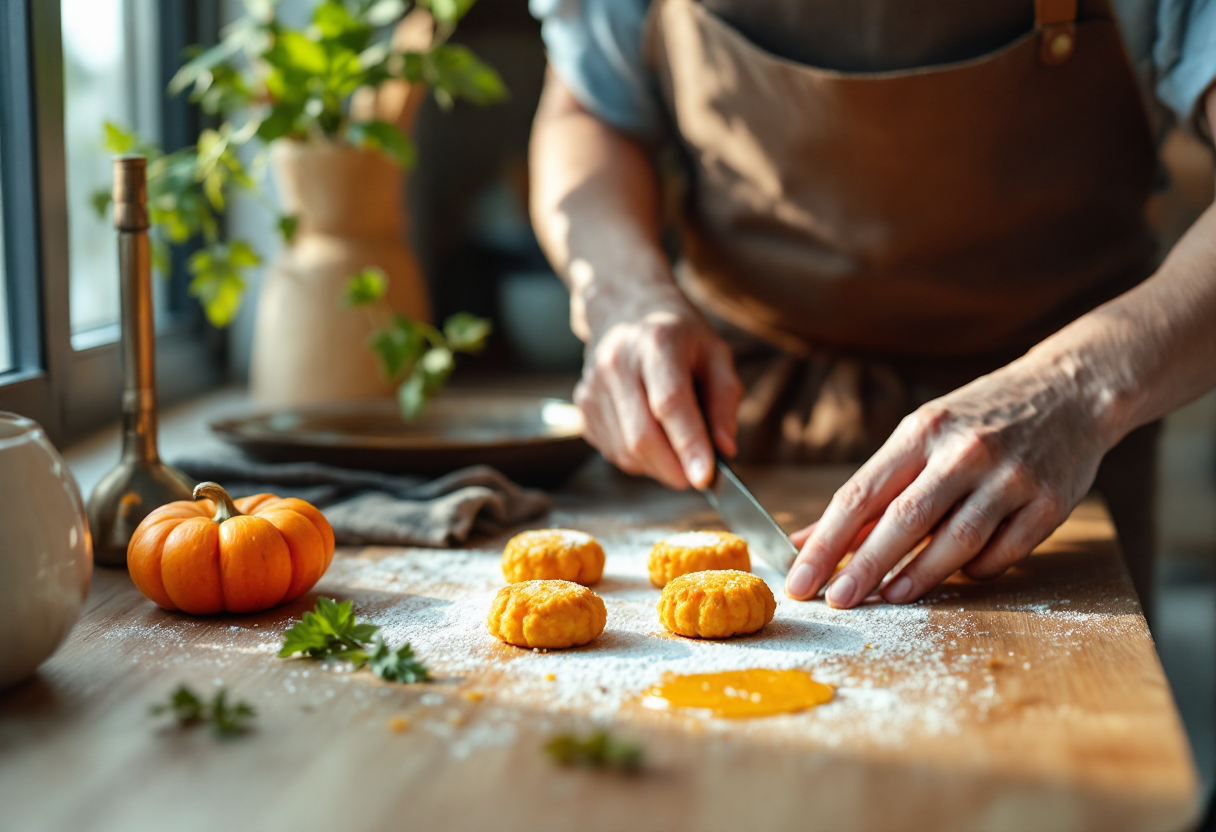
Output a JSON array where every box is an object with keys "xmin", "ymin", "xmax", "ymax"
[
  {"xmin": 648, "ymin": 530, "xmax": 750, "ymax": 588},
  {"xmin": 501, "ymin": 529, "xmax": 605, "ymax": 586},
  {"xmin": 487, "ymin": 580, "xmax": 607, "ymax": 649},
  {"xmin": 657, "ymin": 570, "xmax": 776, "ymax": 639}
]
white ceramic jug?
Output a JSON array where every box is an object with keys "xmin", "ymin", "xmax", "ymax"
[{"xmin": 0, "ymin": 412, "xmax": 92, "ymax": 689}]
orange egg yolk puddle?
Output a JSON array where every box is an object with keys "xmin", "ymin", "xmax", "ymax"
[{"xmin": 642, "ymin": 669, "xmax": 834, "ymax": 718}]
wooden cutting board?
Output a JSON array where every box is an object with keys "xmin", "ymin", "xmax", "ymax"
[{"xmin": 0, "ymin": 463, "xmax": 1200, "ymax": 832}]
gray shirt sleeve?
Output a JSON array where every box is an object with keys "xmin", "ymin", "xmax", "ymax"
[
  {"xmin": 528, "ymin": 0, "xmax": 663, "ymax": 140},
  {"xmin": 1151, "ymin": 0, "xmax": 1216, "ymax": 134}
]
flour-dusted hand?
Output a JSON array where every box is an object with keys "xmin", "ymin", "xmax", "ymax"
[
  {"xmin": 784, "ymin": 355, "xmax": 1116, "ymax": 607},
  {"xmin": 575, "ymin": 293, "xmax": 742, "ymax": 490}
]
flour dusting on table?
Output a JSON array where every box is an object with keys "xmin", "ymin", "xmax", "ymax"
[{"xmin": 327, "ymin": 527, "xmax": 1013, "ymax": 749}]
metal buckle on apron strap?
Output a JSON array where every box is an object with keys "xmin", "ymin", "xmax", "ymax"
[{"xmin": 1036, "ymin": 0, "xmax": 1077, "ymax": 65}]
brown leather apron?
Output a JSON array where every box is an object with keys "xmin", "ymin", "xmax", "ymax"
[
  {"xmin": 643, "ymin": 0, "xmax": 1162, "ymax": 614},
  {"xmin": 646, "ymin": 0, "xmax": 1157, "ymax": 462}
]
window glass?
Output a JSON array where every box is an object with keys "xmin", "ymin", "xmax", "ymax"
[
  {"xmin": 0, "ymin": 132, "xmax": 9, "ymax": 374},
  {"xmin": 61, "ymin": 0, "xmax": 160, "ymax": 343}
]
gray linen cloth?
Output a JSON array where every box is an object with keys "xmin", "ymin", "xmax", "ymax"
[{"xmin": 173, "ymin": 452, "xmax": 551, "ymax": 547}]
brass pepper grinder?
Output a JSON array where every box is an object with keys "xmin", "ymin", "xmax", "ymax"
[{"xmin": 87, "ymin": 156, "xmax": 194, "ymax": 567}]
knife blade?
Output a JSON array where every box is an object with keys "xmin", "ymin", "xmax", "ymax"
[{"xmin": 701, "ymin": 457, "xmax": 800, "ymax": 575}]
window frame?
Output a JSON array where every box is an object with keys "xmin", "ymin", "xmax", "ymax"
[{"xmin": 0, "ymin": 0, "xmax": 224, "ymax": 444}]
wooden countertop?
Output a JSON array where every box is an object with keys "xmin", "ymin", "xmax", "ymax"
[{"xmin": 0, "ymin": 461, "xmax": 1201, "ymax": 832}]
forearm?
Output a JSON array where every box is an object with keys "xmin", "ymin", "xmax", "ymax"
[
  {"xmin": 529, "ymin": 69, "xmax": 685, "ymax": 342},
  {"xmin": 1026, "ymin": 196, "xmax": 1216, "ymax": 448}
]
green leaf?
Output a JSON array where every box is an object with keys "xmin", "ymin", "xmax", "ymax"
[
  {"xmin": 368, "ymin": 636, "xmax": 431, "ymax": 683},
  {"xmin": 420, "ymin": 345, "xmax": 454, "ymax": 379},
  {"xmin": 168, "ymin": 38, "xmax": 243, "ymax": 97},
  {"xmin": 427, "ymin": 44, "xmax": 507, "ymax": 107},
  {"xmin": 266, "ymin": 30, "xmax": 329, "ymax": 75},
  {"xmin": 256, "ymin": 103, "xmax": 302, "ymax": 143},
  {"xmin": 227, "ymin": 240, "xmax": 261, "ymax": 268},
  {"xmin": 313, "ymin": 1, "xmax": 364, "ymax": 40},
  {"xmin": 187, "ymin": 240, "xmax": 259, "ymax": 327},
  {"xmin": 151, "ymin": 237, "xmax": 171, "ymax": 276},
  {"xmin": 365, "ymin": 0, "xmax": 408, "ymax": 27},
  {"xmin": 369, "ymin": 313, "xmax": 426, "ymax": 380},
  {"xmin": 278, "ymin": 213, "xmax": 299, "ymax": 243},
  {"xmin": 425, "ymin": 0, "xmax": 477, "ymax": 25},
  {"xmin": 349, "ymin": 120, "xmax": 416, "ymax": 170},
  {"xmin": 343, "ymin": 267, "xmax": 388, "ymax": 307},
  {"xmin": 152, "ymin": 684, "xmax": 256, "ymax": 738},
  {"xmin": 442, "ymin": 312, "xmax": 491, "ymax": 353},
  {"xmin": 209, "ymin": 689, "xmax": 257, "ymax": 737},
  {"xmin": 151, "ymin": 685, "xmax": 205, "ymax": 724},
  {"xmin": 91, "ymin": 189, "xmax": 112, "ymax": 218},
  {"xmin": 278, "ymin": 597, "xmax": 381, "ymax": 667},
  {"xmin": 544, "ymin": 730, "xmax": 644, "ymax": 772},
  {"xmin": 103, "ymin": 121, "xmax": 138, "ymax": 154},
  {"xmin": 398, "ymin": 372, "xmax": 429, "ymax": 420}
]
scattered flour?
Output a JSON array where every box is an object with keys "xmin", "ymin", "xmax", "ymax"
[
  {"xmin": 103, "ymin": 523, "xmax": 1130, "ymax": 758},
  {"xmin": 345, "ymin": 527, "xmax": 1007, "ymax": 750}
]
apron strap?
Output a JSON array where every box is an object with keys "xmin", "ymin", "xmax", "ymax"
[{"xmin": 1035, "ymin": 0, "xmax": 1077, "ymax": 65}]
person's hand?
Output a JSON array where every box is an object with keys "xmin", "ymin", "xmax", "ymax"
[
  {"xmin": 784, "ymin": 355, "xmax": 1116, "ymax": 607},
  {"xmin": 574, "ymin": 289, "xmax": 743, "ymax": 490}
]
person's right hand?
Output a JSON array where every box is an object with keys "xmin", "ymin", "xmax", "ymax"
[{"xmin": 574, "ymin": 293, "xmax": 743, "ymax": 490}]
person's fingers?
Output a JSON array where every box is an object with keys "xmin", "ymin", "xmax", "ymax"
[
  {"xmin": 789, "ymin": 518, "xmax": 874, "ymax": 572},
  {"xmin": 824, "ymin": 438, "xmax": 997, "ymax": 608},
  {"xmin": 963, "ymin": 494, "xmax": 1067, "ymax": 580},
  {"xmin": 698, "ymin": 340, "xmax": 743, "ymax": 458},
  {"xmin": 607, "ymin": 371, "xmax": 690, "ymax": 490},
  {"xmin": 790, "ymin": 523, "xmax": 817, "ymax": 549},
  {"xmin": 574, "ymin": 379, "xmax": 638, "ymax": 473},
  {"xmin": 848, "ymin": 518, "xmax": 879, "ymax": 554},
  {"xmin": 882, "ymin": 472, "xmax": 1034, "ymax": 604},
  {"xmin": 639, "ymin": 340, "xmax": 715, "ymax": 489},
  {"xmin": 784, "ymin": 428, "xmax": 929, "ymax": 601}
]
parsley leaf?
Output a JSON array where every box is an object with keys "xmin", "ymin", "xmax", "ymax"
[
  {"xmin": 544, "ymin": 730, "xmax": 644, "ymax": 772},
  {"xmin": 209, "ymin": 690, "xmax": 257, "ymax": 737},
  {"xmin": 279, "ymin": 598, "xmax": 431, "ymax": 684},
  {"xmin": 152, "ymin": 684, "xmax": 256, "ymax": 738},
  {"xmin": 369, "ymin": 636, "xmax": 431, "ymax": 683},
  {"xmin": 278, "ymin": 597, "xmax": 379, "ymax": 665}
]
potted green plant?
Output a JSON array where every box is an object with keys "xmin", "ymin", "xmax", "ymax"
[{"xmin": 95, "ymin": 0, "xmax": 501, "ymax": 412}]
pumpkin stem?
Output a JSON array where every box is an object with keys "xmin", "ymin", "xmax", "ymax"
[{"xmin": 193, "ymin": 481, "xmax": 242, "ymax": 523}]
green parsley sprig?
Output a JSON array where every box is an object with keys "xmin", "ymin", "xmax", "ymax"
[
  {"xmin": 544, "ymin": 730, "xmax": 644, "ymax": 772},
  {"xmin": 279, "ymin": 597, "xmax": 431, "ymax": 684},
  {"xmin": 151, "ymin": 684, "xmax": 256, "ymax": 737},
  {"xmin": 368, "ymin": 636, "xmax": 432, "ymax": 683}
]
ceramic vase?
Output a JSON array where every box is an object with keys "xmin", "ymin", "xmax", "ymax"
[
  {"xmin": 250, "ymin": 141, "xmax": 430, "ymax": 407},
  {"xmin": 0, "ymin": 412, "xmax": 92, "ymax": 689}
]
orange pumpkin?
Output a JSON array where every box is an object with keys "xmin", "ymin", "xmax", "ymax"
[{"xmin": 128, "ymin": 482, "xmax": 335, "ymax": 614}]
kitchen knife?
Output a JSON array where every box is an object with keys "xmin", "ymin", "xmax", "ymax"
[{"xmin": 701, "ymin": 457, "xmax": 800, "ymax": 575}]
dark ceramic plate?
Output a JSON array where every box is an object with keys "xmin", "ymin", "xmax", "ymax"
[{"xmin": 210, "ymin": 393, "xmax": 593, "ymax": 487}]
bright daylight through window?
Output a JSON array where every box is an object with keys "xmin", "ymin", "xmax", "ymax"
[
  {"xmin": 61, "ymin": 0, "xmax": 160, "ymax": 344},
  {"xmin": 0, "ymin": 133, "xmax": 9, "ymax": 374}
]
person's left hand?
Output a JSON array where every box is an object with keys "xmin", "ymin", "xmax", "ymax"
[{"xmin": 783, "ymin": 354, "xmax": 1118, "ymax": 608}]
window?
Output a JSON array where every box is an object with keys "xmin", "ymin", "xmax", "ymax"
[
  {"xmin": 61, "ymin": 0, "xmax": 169, "ymax": 346},
  {"xmin": 0, "ymin": 0, "xmax": 224, "ymax": 443},
  {"xmin": 0, "ymin": 139, "xmax": 9, "ymax": 375}
]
